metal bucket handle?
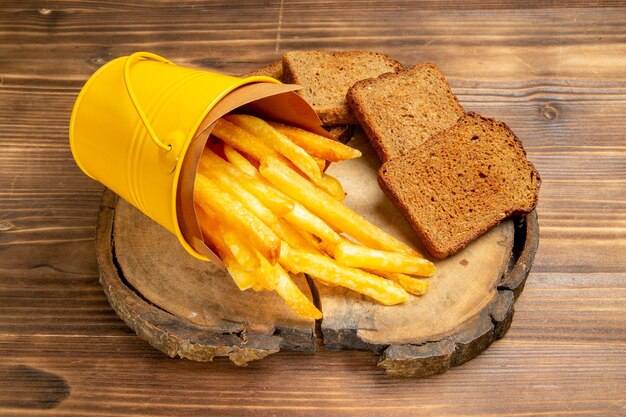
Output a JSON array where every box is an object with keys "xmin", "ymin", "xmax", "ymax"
[{"xmin": 123, "ymin": 52, "xmax": 174, "ymax": 152}]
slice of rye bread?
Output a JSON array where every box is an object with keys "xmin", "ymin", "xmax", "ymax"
[
  {"xmin": 347, "ymin": 63, "xmax": 465, "ymax": 162},
  {"xmin": 378, "ymin": 112, "xmax": 541, "ymax": 259},
  {"xmin": 282, "ymin": 50, "xmax": 403, "ymax": 126},
  {"xmin": 242, "ymin": 58, "xmax": 355, "ymax": 143}
]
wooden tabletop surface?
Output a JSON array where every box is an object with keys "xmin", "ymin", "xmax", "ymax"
[{"xmin": 1, "ymin": 1, "xmax": 625, "ymax": 415}]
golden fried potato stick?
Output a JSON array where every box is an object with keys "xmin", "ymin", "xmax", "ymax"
[
  {"xmin": 225, "ymin": 114, "xmax": 322, "ymax": 181},
  {"xmin": 223, "ymin": 143, "xmax": 259, "ymax": 178},
  {"xmin": 279, "ymin": 242, "xmax": 408, "ymax": 305},
  {"xmin": 283, "ymin": 203, "xmax": 342, "ymax": 246},
  {"xmin": 268, "ymin": 121, "xmax": 362, "ymax": 162},
  {"xmin": 204, "ymin": 165, "xmax": 280, "ymax": 229},
  {"xmin": 366, "ymin": 270, "xmax": 429, "ymax": 296},
  {"xmin": 318, "ymin": 237, "xmax": 432, "ymax": 296},
  {"xmin": 200, "ymin": 147, "xmax": 319, "ymax": 253},
  {"xmin": 211, "ymin": 118, "xmax": 281, "ymax": 163},
  {"xmin": 291, "ymin": 226, "xmax": 324, "ymax": 254},
  {"xmin": 194, "ymin": 173, "xmax": 281, "ymax": 264},
  {"xmin": 200, "ymin": 147, "xmax": 294, "ymax": 216},
  {"xmin": 204, "ymin": 165, "xmax": 318, "ymax": 253},
  {"xmin": 274, "ymin": 265, "xmax": 322, "ymax": 320},
  {"xmin": 195, "ymin": 206, "xmax": 256, "ymax": 290},
  {"xmin": 223, "ymin": 262, "xmax": 257, "ymax": 292},
  {"xmin": 332, "ymin": 241, "xmax": 436, "ymax": 277},
  {"xmin": 220, "ymin": 230, "xmax": 260, "ymax": 273},
  {"xmin": 312, "ymin": 156, "xmax": 326, "ymax": 172},
  {"xmin": 260, "ymin": 157, "xmax": 419, "ymax": 256},
  {"xmin": 223, "ymin": 159, "xmax": 341, "ymax": 243},
  {"xmin": 254, "ymin": 250, "xmax": 279, "ymax": 290},
  {"xmin": 313, "ymin": 171, "xmax": 345, "ymax": 201},
  {"xmin": 278, "ymin": 219, "xmax": 322, "ymax": 253},
  {"xmin": 222, "ymin": 141, "xmax": 343, "ymax": 201}
]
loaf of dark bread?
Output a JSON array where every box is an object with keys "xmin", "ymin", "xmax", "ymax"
[
  {"xmin": 347, "ymin": 63, "xmax": 464, "ymax": 162},
  {"xmin": 378, "ymin": 112, "xmax": 541, "ymax": 259},
  {"xmin": 282, "ymin": 50, "xmax": 403, "ymax": 125}
]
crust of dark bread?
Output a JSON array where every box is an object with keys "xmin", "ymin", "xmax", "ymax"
[
  {"xmin": 347, "ymin": 63, "xmax": 465, "ymax": 162},
  {"xmin": 378, "ymin": 112, "xmax": 541, "ymax": 259}
]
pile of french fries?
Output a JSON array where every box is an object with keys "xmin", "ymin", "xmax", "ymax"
[{"xmin": 194, "ymin": 114, "xmax": 436, "ymax": 319}]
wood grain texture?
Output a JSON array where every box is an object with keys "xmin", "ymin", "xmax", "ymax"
[{"xmin": 1, "ymin": 0, "xmax": 625, "ymax": 415}]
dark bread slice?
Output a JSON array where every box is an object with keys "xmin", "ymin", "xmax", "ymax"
[
  {"xmin": 242, "ymin": 60, "xmax": 284, "ymax": 79},
  {"xmin": 347, "ymin": 63, "xmax": 465, "ymax": 162},
  {"xmin": 282, "ymin": 50, "xmax": 403, "ymax": 125},
  {"xmin": 325, "ymin": 125, "xmax": 355, "ymax": 144},
  {"xmin": 378, "ymin": 112, "xmax": 541, "ymax": 259},
  {"xmin": 242, "ymin": 57, "xmax": 356, "ymax": 143}
]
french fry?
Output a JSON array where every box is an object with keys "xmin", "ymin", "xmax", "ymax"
[
  {"xmin": 204, "ymin": 164, "xmax": 282, "ymax": 232},
  {"xmin": 275, "ymin": 219, "xmax": 321, "ymax": 253},
  {"xmin": 255, "ymin": 251, "xmax": 279, "ymax": 290},
  {"xmin": 195, "ymin": 204, "xmax": 259, "ymax": 271},
  {"xmin": 283, "ymin": 203, "xmax": 342, "ymax": 246},
  {"xmin": 259, "ymin": 157, "xmax": 419, "ymax": 256},
  {"xmin": 221, "ymin": 142, "xmax": 343, "ymax": 201},
  {"xmin": 223, "ymin": 143, "xmax": 259, "ymax": 178},
  {"xmin": 374, "ymin": 271, "xmax": 429, "ymax": 296},
  {"xmin": 313, "ymin": 156, "xmax": 327, "ymax": 172},
  {"xmin": 279, "ymin": 242, "xmax": 409, "ymax": 305},
  {"xmin": 211, "ymin": 118, "xmax": 281, "ymax": 163},
  {"xmin": 332, "ymin": 241, "xmax": 436, "ymax": 277},
  {"xmin": 200, "ymin": 147, "xmax": 294, "ymax": 216},
  {"xmin": 292, "ymin": 226, "xmax": 324, "ymax": 254},
  {"xmin": 274, "ymin": 265, "xmax": 322, "ymax": 320},
  {"xmin": 220, "ymin": 115, "xmax": 342, "ymax": 199},
  {"xmin": 312, "ymin": 172, "xmax": 345, "ymax": 201},
  {"xmin": 220, "ymin": 229, "xmax": 260, "ymax": 273},
  {"xmin": 225, "ymin": 114, "xmax": 322, "ymax": 181},
  {"xmin": 195, "ymin": 206, "xmax": 256, "ymax": 290},
  {"xmin": 200, "ymin": 148, "xmax": 319, "ymax": 253},
  {"xmin": 269, "ymin": 121, "xmax": 362, "ymax": 162},
  {"xmin": 194, "ymin": 173, "xmax": 281, "ymax": 264},
  {"xmin": 223, "ymin": 262, "xmax": 257, "ymax": 292}
]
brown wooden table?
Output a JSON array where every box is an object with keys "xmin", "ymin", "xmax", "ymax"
[{"xmin": 1, "ymin": 1, "xmax": 625, "ymax": 415}]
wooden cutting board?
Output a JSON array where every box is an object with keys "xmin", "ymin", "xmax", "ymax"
[{"xmin": 95, "ymin": 131, "xmax": 538, "ymax": 377}]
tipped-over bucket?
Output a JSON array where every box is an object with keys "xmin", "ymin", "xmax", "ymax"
[{"xmin": 69, "ymin": 52, "xmax": 326, "ymax": 262}]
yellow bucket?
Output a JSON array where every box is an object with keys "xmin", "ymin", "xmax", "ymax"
[{"xmin": 69, "ymin": 52, "xmax": 326, "ymax": 263}]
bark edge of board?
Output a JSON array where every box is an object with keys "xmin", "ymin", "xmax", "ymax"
[{"xmin": 376, "ymin": 212, "xmax": 538, "ymax": 377}]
